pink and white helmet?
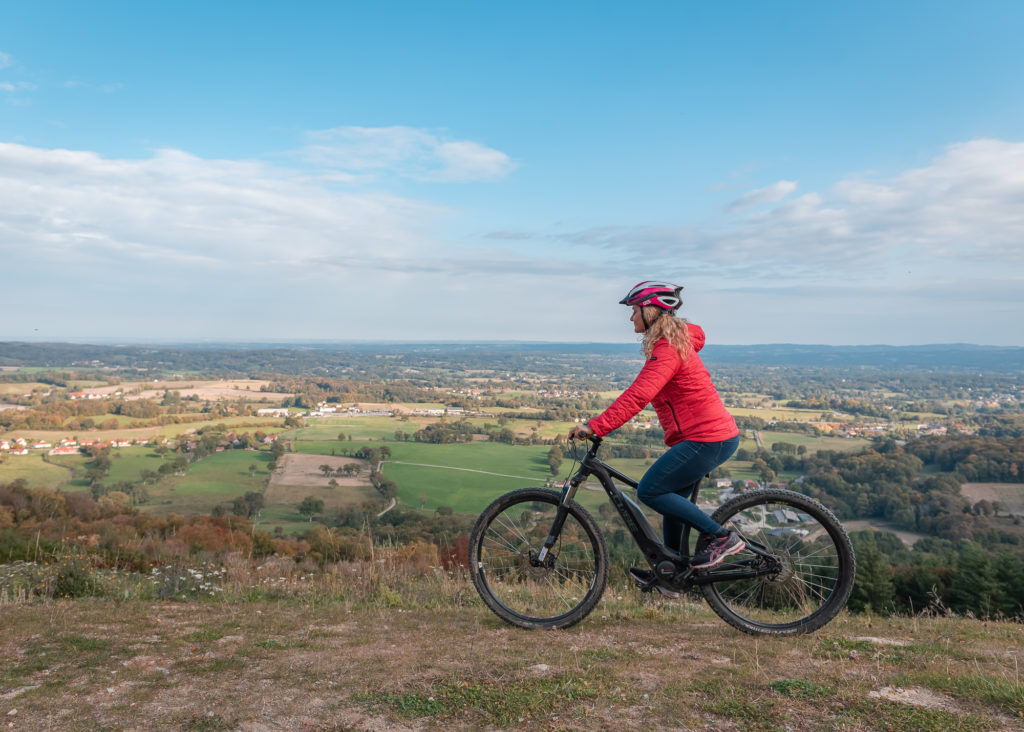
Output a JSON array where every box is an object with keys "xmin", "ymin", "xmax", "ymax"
[{"xmin": 619, "ymin": 281, "xmax": 683, "ymax": 311}]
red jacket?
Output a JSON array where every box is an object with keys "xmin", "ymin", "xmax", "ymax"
[{"xmin": 588, "ymin": 324, "xmax": 738, "ymax": 445}]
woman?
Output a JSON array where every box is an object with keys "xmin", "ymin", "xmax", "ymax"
[{"xmin": 568, "ymin": 281, "xmax": 742, "ymax": 588}]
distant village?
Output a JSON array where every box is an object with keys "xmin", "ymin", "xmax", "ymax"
[{"xmin": 0, "ymin": 436, "xmax": 136, "ymax": 456}]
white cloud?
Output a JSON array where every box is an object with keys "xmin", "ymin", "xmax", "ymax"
[
  {"xmin": 433, "ymin": 140, "xmax": 515, "ymax": 182},
  {"xmin": 0, "ymin": 81, "xmax": 34, "ymax": 93},
  {"xmin": 0, "ymin": 51, "xmax": 11, "ymax": 70},
  {"xmin": 726, "ymin": 180, "xmax": 798, "ymax": 212},
  {"xmin": 0, "ymin": 142, "xmax": 444, "ymax": 272},
  {"xmin": 550, "ymin": 139, "xmax": 1024, "ymax": 281},
  {"xmin": 299, "ymin": 125, "xmax": 516, "ymax": 182}
]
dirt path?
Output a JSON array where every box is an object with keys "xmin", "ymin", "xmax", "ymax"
[
  {"xmin": 841, "ymin": 519, "xmax": 927, "ymax": 547},
  {"xmin": 382, "ymin": 460, "xmax": 539, "ymax": 482}
]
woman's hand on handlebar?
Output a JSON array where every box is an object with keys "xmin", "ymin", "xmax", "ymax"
[{"xmin": 568, "ymin": 424, "xmax": 595, "ymax": 441}]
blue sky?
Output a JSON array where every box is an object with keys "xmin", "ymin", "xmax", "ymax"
[{"xmin": 2, "ymin": 1, "xmax": 1023, "ymax": 345}]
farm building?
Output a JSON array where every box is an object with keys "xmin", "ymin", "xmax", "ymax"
[{"xmin": 769, "ymin": 509, "xmax": 802, "ymax": 524}]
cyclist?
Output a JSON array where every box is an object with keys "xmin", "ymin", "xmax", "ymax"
[{"xmin": 567, "ymin": 281, "xmax": 743, "ymax": 591}]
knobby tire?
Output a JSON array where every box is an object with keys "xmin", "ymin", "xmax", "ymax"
[
  {"xmin": 700, "ymin": 488, "xmax": 856, "ymax": 635},
  {"xmin": 468, "ymin": 488, "xmax": 609, "ymax": 630}
]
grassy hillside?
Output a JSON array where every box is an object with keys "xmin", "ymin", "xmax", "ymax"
[{"xmin": 2, "ymin": 568, "xmax": 1021, "ymax": 731}]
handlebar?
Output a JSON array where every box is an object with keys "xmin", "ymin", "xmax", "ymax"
[{"xmin": 569, "ymin": 433, "xmax": 602, "ymax": 457}]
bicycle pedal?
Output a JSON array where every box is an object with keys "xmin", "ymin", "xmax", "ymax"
[
  {"xmin": 637, "ymin": 581, "xmax": 678, "ymax": 598},
  {"xmin": 629, "ymin": 571, "xmax": 660, "ymax": 595},
  {"xmin": 631, "ymin": 573, "xmax": 681, "ymax": 598},
  {"xmin": 653, "ymin": 582, "xmax": 681, "ymax": 599},
  {"xmin": 631, "ymin": 576, "xmax": 658, "ymax": 593}
]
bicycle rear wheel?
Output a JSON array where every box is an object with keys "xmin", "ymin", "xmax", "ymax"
[
  {"xmin": 700, "ymin": 488, "xmax": 855, "ymax": 636},
  {"xmin": 469, "ymin": 488, "xmax": 608, "ymax": 629}
]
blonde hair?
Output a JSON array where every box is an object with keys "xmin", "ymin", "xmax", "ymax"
[{"xmin": 640, "ymin": 306, "xmax": 692, "ymax": 360}]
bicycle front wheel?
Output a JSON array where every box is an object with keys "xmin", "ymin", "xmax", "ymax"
[
  {"xmin": 468, "ymin": 488, "xmax": 608, "ymax": 629},
  {"xmin": 701, "ymin": 488, "xmax": 855, "ymax": 636}
]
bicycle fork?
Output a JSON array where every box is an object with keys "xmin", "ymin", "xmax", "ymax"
[
  {"xmin": 531, "ymin": 473, "xmax": 583, "ymax": 565},
  {"xmin": 533, "ymin": 505, "xmax": 571, "ymax": 566}
]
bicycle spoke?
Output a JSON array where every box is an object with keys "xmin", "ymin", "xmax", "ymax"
[
  {"xmin": 542, "ymin": 574, "xmax": 578, "ymax": 610},
  {"xmin": 483, "ymin": 531, "xmax": 525, "ymax": 557},
  {"xmin": 779, "ymin": 577, "xmax": 813, "ymax": 612},
  {"xmin": 703, "ymin": 493, "xmax": 854, "ymax": 633},
  {"xmin": 725, "ymin": 579, "xmax": 764, "ymax": 607},
  {"xmin": 491, "ymin": 513, "xmax": 534, "ymax": 548},
  {"xmin": 471, "ymin": 489, "xmax": 607, "ymax": 628}
]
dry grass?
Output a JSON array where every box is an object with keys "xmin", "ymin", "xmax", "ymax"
[
  {"xmin": 1, "ymin": 556, "xmax": 1022, "ymax": 731},
  {"xmin": 68, "ymin": 379, "xmax": 291, "ymax": 402},
  {"xmin": 960, "ymin": 483, "xmax": 1024, "ymax": 516},
  {"xmin": 268, "ymin": 454, "xmax": 371, "ymax": 489}
]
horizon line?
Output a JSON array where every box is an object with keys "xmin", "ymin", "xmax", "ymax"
[{"xmin": 2, "ymin": 338, "xmax": 1023, "ymax": 350}]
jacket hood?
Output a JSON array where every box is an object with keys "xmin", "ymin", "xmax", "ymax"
[{"xmin": 688, "ymin": 323, "xmax": 706, "ymax": 352}]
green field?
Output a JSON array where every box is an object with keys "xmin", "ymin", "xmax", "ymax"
[
  {"xmin": 378, "ymin": 442, "xmax": 708, "ymax": 517},
  {"xmin": 0, "ymin": 454, "xmax": 71, "ymax": 490},
  {"xmin": 517, "ymin": 419, "xmax": 577, "ymax": 439},
  {"xmin": 105, "ymin": 447, "xmax": 171, "ymax": 484},
  {"xmin": 44, "ymin": 454, "xmax": 92, "ymax": 490},
  {"xmin": 286, "ymin": 415, "xmax": 430, "ymax": 441},
  {"xmin": 45, "ymin": 447, "xmax": 183, "ymax": 493},
  {"xmin": 728, "ymin": 406, "xmax": 829, "ymax": 422},
  {"xmin": 757, "ymin": 430, "xmax": 870, "ymax": 452},
  {"xmin": 92, "ymin": 414, "xmax": 136, "ymax": 427},
  {"xmin": 142, "ymin": 450, "xmax": 274, "ymax": 516},
  {"xmin": 380, "ymin": 442, "xmax": 553, "ymax": 514},
  {"xmin": 289, "ymin": 439, "xmax": 358, "ymax": 457}
]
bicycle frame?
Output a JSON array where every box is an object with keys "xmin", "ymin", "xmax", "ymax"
[{"xmin": 536, "ymin": 436, "xmax": 780, "ymax": 588}]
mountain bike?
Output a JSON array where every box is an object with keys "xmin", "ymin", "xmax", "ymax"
[{"xmin": 468, "ymin": 435, "xmax": 855, "ymax": 635}]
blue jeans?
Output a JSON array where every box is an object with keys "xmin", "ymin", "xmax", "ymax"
[{"xmin": 636, "ymin": 435, "xmax": 739, "ymax": 552}]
